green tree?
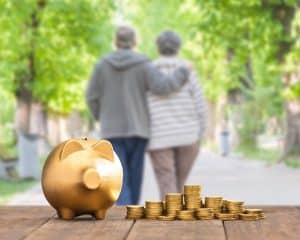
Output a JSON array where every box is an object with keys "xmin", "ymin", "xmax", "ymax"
[
  {"xmin": 0, "ymin": 0, "xmax": 114, "ymax": 119},
  {"xmin": 125, "ymin": 0, "xmax": 299, "ymax": 159},
  {"xmin": 0, "ymin": 0, "xmax": 115, "ymax": 176}
]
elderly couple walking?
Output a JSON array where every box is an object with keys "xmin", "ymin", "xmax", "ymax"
[{"xmin": 86, "ymin": 26, "xmax": 206, "ymax": 205}]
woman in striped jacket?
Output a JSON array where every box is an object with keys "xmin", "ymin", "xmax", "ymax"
[{"xmin": 148, "ymin": 31, "xmax": 207, "ymax": 199}]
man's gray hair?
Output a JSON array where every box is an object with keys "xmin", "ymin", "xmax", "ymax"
[
  {"xmin": 156, "ymin": 30, "xmax": 181, "ymax": 56},
  {"xmin": 115, "ymin": 26, "xmax": 136, "ymax": 49}
]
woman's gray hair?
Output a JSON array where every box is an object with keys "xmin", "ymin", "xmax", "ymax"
[
  {"xmin": 156, "ymin": 30, "xmax": 181, "ymax": 56},
  {"xmin": 115, "ymin": 26, "xmax": 136, "ymax": 49}
]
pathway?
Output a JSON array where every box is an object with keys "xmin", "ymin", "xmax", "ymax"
[{"xmin": 7, "ymin": 150, "xmax": 300, "ymax": 205}]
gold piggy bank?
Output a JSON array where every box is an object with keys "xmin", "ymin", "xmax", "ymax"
[{"xmin": 42, "ymin": 138, "xmax": 123, "ymax": 220}]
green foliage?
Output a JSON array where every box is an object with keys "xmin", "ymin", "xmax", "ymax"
[
  {"xmin": 0, "ymin": 0, "xmax": 115, "ymax": 114},
  {"xmin": 283, "ymin": 9, "xmax": 300, "ymax": 100},
  {"xmin": 0, "ymin": 90, "xmax": 17, "ymax": 159},
  {"xmin": 234, "ymin": 102, "xmax": 263, "ymax": 147},
  {"xmin": 235, "ymin": 144, "xmax": 280, "ymax": 164},
  {"xmin": 286, "ymin": 158, "xmax": 300, "ymax": 168},
  {"xmin": 0, "ymin": 0, "xmax": 35, "ymax": 94},
  {"xmin": 34, "ymin": 0, "xmax": 115, "ymax": 113},
  {"xmin": 283, "ymin": 82, "xmax": 300, "ymax": 100},
  {"xmin": 124, "ymin": 0, "xmax": 299, "ymax": 104},
  {"xmin": 236, "ymin": 143, "xmax": 300, "ymax": 168},
  {"xmin": 123, "ymin": 0, "xmax": 299, "ymax": 151},
  {"xmin": 0, "ymin": 0, "xmax": 299, "ymax": 153}
]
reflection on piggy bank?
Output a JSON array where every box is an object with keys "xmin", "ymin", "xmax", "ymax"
[{"xmin": 42, "ymin": 138, "xmax": 123, "ymax": 220}]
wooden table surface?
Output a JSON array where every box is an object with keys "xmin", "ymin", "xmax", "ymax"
[{"xmin": 0, "ymin": 206, "xmax": 299, "ymax": 240}]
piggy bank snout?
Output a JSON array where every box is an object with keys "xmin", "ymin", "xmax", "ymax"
[{"xmin": 82, "ymin": 168, "xmax": 102, "ymax": 190}]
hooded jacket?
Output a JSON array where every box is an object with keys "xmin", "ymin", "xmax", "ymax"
[{"xmin": 86, "ymin": 49, "xmax": 188, "ymax": 139}]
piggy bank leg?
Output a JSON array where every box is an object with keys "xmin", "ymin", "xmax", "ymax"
[
  {"xmin": 57, "ymin": 208, "xmax": 75, "ymax": 220},
  {"xmin": 93, "ymin": 209, "xmax": 107, "ymax": 220}
]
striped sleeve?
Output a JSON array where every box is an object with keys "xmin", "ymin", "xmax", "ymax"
[{"xmin": 189, "ymin": 70, "xmax": 207, "ymax": 138}]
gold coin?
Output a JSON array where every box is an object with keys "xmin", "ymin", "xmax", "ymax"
[
  {"xmin": 176, "ymin": 209, "xmax": 195, "ymax": 220},
  {"xmin": 239, "ymin": 213, "xmax": 259, "ymax": 221},
  {"xmin": 166, "ymin": 193, "xmax": 183, "ymax": 197},
  {"xmin": 257, "ymin": 213, "xmax": 265, "ymax": 219},
  {"xmin": 197, "ymin": 216, "xmax": 214, "ymax": 220},
  {"xmin": 157, "ymin": 215, "xmax": 176, "ymax": 221},
  {"xmin": 126, "ymin": 205, "xmax": 144, "ymax": 208},
  {"xmin": 196, "ymin": 208, "xmax": 214, "ymax": 212},
  {"xmin": 184, "ymin": 184, "xmax": 201, "ymax": 189},
  {"xmin": 145, "ymin": 201, "xmax": 163, "ymax": 206},
  {"xmin": 215, "ymin": 213, "xmax": 238, "ymax": 220},
  {"xmin": 126, "ymin": 205, "xmax": 145, "ymax": 219},
  {"xmin": 244, "ymin": 209, "xmax": 263, "ymax": 214},
  {"xmin": 126, "ymin": 216, "xmax": 143, "ymax": 219},
  {"xmin": 177, "ymin": 217, "xmax": 196, "ymax": 221}
]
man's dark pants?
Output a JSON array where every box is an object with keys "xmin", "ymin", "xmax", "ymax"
[{"xmin": 107, "ymin": 137, "xmax": 148, "ymax": 205}]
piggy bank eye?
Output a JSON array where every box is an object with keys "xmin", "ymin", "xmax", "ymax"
[
  {"xmin": 60, "ymin": 140, "xmax": 84, "ymax": 160},
  {"xmin": 92, "ymin": 140, "xmax": 114, "ymax": 161}
]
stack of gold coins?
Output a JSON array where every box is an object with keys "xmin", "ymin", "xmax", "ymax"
[
  {"xmin": 244, "ymin": 209, "xmax": 265, "ymax": 219},
  {"xmin": 224, "ymin": 200, "xmax": 244, "ymax": 215},
  {"xmin": 157, "ymin": 215, "xmax": 176, "ymax": 221},
  {"xmin": 239, "ymin": 213, "xmax": 259, "ymax": 221},
  {"xmin": 145, "ymin": 201, "xmax": 164, "ymax": 219},
  {"xmin": 176, "ymin": 210, "xmax": 196, "ymax": 220},
  {"xmin": 165, "ymin": 193, "xmax": 183, "ymax": 217},
  {"xmin": 205, "ymin": 196, "xmax": 223, "ymax": 213},
  {"xmin": 195, "ymin": 208, "xmax": 214, "ymax": 220},
  {"xmin": 184, "ymin": 185, "xmax": 202, "ymax": 210},
  {"xmin": 126, "ymin": 205, "xmax": 145, "ymax": 219},
  {"xmin": 215, "ymin": 212, "xmax": 238, "ymax": 221}
]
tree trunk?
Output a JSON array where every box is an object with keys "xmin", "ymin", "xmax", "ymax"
[
  {"xmin": 268, "ymin": 3, "xmax": 298, "ymax": 161},
  {"xmin": 47, "ymin": 113, "xmax": 70, "ymax": 147},
  {"xmin": 282, "ymin": 100, "xmax": 300, "ymax": 159},
  {"xmin": 206, "ymin": 100, "xmax": 217, "ymax": 145},
  {"xmin": 14, "ymin": 2, "xmax": 46, "ymax": 178}
]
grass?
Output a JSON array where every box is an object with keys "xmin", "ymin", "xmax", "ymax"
[
  {"xmin": 0, "ymin": 155, "xmax": 46, "ymax": 205},
  {"xmin": 286, "ymin": 158, "xmax": 300, "ymax": 168},
  {"xmin": 0, "ymin": 179, "xmax": 37, "ymax": 205},
  {"xmin": 235, "ymin": 144, "xmax": 280, "ymax": 164},
  {"xmin": 235, "ymin": 144, "xmax": 300, "ymax": 168}
]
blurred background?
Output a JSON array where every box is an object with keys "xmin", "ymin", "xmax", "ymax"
[{"xmin": 0, "ymin": 0, "xmax": 299, "ymax": 205}]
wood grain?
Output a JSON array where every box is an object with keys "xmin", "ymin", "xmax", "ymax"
[
  {"xmin": 24, "ymin": 207, "xmax": 133, "ymax": 240},
  {"xmin": 0, "ymin": 206, "xmax": 55, "ymax": 220},
  {"xmin": 0, "ymin": 206, "xmax": 54, "ymax": 240},
  {"xmin": 1, "ymin": 206, "xmax": 300, "ymax": 240},
  {"xmin": 24, "ymin": 219, "xmax": 134, "ymax": 240},
  {"xmin": 127, "ymin": 219, "xmax": 226, "ymax": 240},
  {"xmin": 0, "ymin": 218, "xmax": 50, "ymax": 240},
  {"xmin": 224, "ymin": 206, "xmax": 300, "ymax": 240}
]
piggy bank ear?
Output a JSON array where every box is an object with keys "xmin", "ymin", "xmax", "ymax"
[
  {"xmin": 60, "ymin": 140, "xmax": 84, "ymax": 160},
  {"xmin": 92, "ymin": 140, "xmax": 114, "ymax": 161}
]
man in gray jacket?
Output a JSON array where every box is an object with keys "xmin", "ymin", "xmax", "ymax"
[{"xmin": 86, "ymin": 26, "xmax": 189, "ymax": 205}]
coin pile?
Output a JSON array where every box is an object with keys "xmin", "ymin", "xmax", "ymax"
[
  {"xmin": 223, "ymin": 200, "xmax": 244, "ymax": 215},
  {"xmin": 165, "ymin": 193, "xmax": 183, "ymax": 217},
  {"xmin": 184, "ymin": 185, "xmax": 202, "ymax": 210},
  {"xmin": 176, "ymin": 210, "xmax": 196, "ymax": 220},
  {"xmin": 205, "ymin": 196, "xmax": 223, "ymax": 213},
  {"xmin": 195, "ymin": 208, "xmax": 214, "ymax": 220},
  {"xmin": 215, "ymin": 212, "xmax": 238, "ymax": 221},
  {"xmin": 126, "ymin": 205, "xmax": 145, "ymax": 219},
  {"xmin": 125, "ymin": 184, "xmax": 266, "ymax": 222},
  {"xmin": 244, "ymin": 209, "xmax": 265, "ymax": 219},
  {"xmin": 145, "ymin": 201, "xmax": 164, "ymax": 219}
]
